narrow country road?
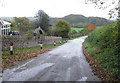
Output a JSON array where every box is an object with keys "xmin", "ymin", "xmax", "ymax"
[{"xmin": 3, "ymin": 36, "xmax": 101, "ymax": 81}]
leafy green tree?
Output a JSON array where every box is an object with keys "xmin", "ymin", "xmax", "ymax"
[
  {"xmin": 12, "ymin": 17, "xmax": 32, "ymax": 33},
  {"xmin": 54, "ymin": 19, "xmax": 71, "ymax": 38},
  {"xmin": 34, "ymin": 10, "xmax": 50, "ymax": 33}
]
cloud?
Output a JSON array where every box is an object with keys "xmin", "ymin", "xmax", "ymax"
[{"xmin": 0, "ymin": 0, "xmax": 117, "ymax": 19}]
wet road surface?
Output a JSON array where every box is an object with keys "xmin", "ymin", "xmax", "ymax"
[{"xmin": 3, "ymin": 36, "xmax": 101, "ymax": 81}]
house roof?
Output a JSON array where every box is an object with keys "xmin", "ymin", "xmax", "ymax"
[
  {"xmin": 3, "ymin": 21, "xmax": 11, "ymax": 25},
  {"xmin": 0, "ymin": 18, "xmax": 11, "ymax": 25},
  {"xmin": 0, "ymin": 18, "xmax": 4, "ymax": 25}
]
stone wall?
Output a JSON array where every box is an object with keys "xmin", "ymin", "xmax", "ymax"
[
  {"xmin": 2, "ymin": 35, "xmax": 62, "ymax": 50},
  {"xmin": 44, "ymin": 36, "xmax": 62, "ymax": 44}
]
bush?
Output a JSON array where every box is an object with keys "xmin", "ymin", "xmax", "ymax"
[{"xmin": 87, "ymin": 24, "xmax": 96, "ymax": 31}]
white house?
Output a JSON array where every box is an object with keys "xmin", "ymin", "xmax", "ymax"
[{"xmin": 0, "ymin": 18, "xmax": 11, "ymax": 35}]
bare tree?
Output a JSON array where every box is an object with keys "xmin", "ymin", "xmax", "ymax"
[{"xmin": 85, "ymin": 0, "xmax": 119, "ymax": 19}]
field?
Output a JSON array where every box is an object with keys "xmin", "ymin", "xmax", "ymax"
[{"xmin": 71, "ymin": 27, "xmax": 84, "ymax": 32}]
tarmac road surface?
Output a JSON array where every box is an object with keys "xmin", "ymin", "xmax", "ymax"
[{"xmin": 3, "ymin": 36, "xmax": 101, "ymax": 81}]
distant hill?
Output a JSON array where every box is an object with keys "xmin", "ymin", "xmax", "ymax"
[
  {"xmin": 0, "ymin": 17, "xmax": 36, "ymax": 21},
  {"xmin": 50, "ymin": 14, "xmax": 109, "ymax": 28},
  {"xmin": 1, "ymin": 17, "xmax": 14, "ymax": 21},
  {"xmin": 1, "ymin": 14, "xmax": 109, "ymax": 27}
]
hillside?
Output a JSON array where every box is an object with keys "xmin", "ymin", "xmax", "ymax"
[
  {"xmin": 50, "ymin": 14, "xmax": 109, "ymax": 27},
  {"xmin": 0, "ymin": 17, "xmax": 36, "ymax": 21}
]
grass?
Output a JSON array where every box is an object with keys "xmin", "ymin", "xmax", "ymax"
[
  {"xmin": 96, "ymin": 26, "xmax": 103, "ymax": 29},
  {"xmin": 2, "ymin": 41, "xmax": 66, "ymax": 57},
  {"xmin": 71, "ymin": 27, "xmax": 84, "ymax": 32}
]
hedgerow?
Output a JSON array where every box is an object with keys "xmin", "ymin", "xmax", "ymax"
[{"xmin": 84, "ymin": 21, "xmax": 120, "ymax": 80}]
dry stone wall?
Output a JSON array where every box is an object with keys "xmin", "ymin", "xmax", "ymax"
[
  {"xmin": 44, "ymin": 36, "xmax": 62, "ymax": 44},
  {"xmin": 2, "ymin": 36, "xmax": 62, "ymax": 50}
]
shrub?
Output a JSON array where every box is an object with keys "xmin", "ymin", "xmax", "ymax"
[{"xmin": 87, "ymin": 24, "xmax": 96, "ymax": 31}]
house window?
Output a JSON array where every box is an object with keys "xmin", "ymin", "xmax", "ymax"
[
  {"xmin": 2, "ymin": 30, "xmax": 4, "ymax": 35},
  {"xmin": 4, "ymin": 25, "xmax": 6, "ymax": 28}
]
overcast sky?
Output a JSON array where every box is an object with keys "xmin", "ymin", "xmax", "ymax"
[{"xmin": 0, "ymin": 0, "xmax": 118, "ymax": 19}]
